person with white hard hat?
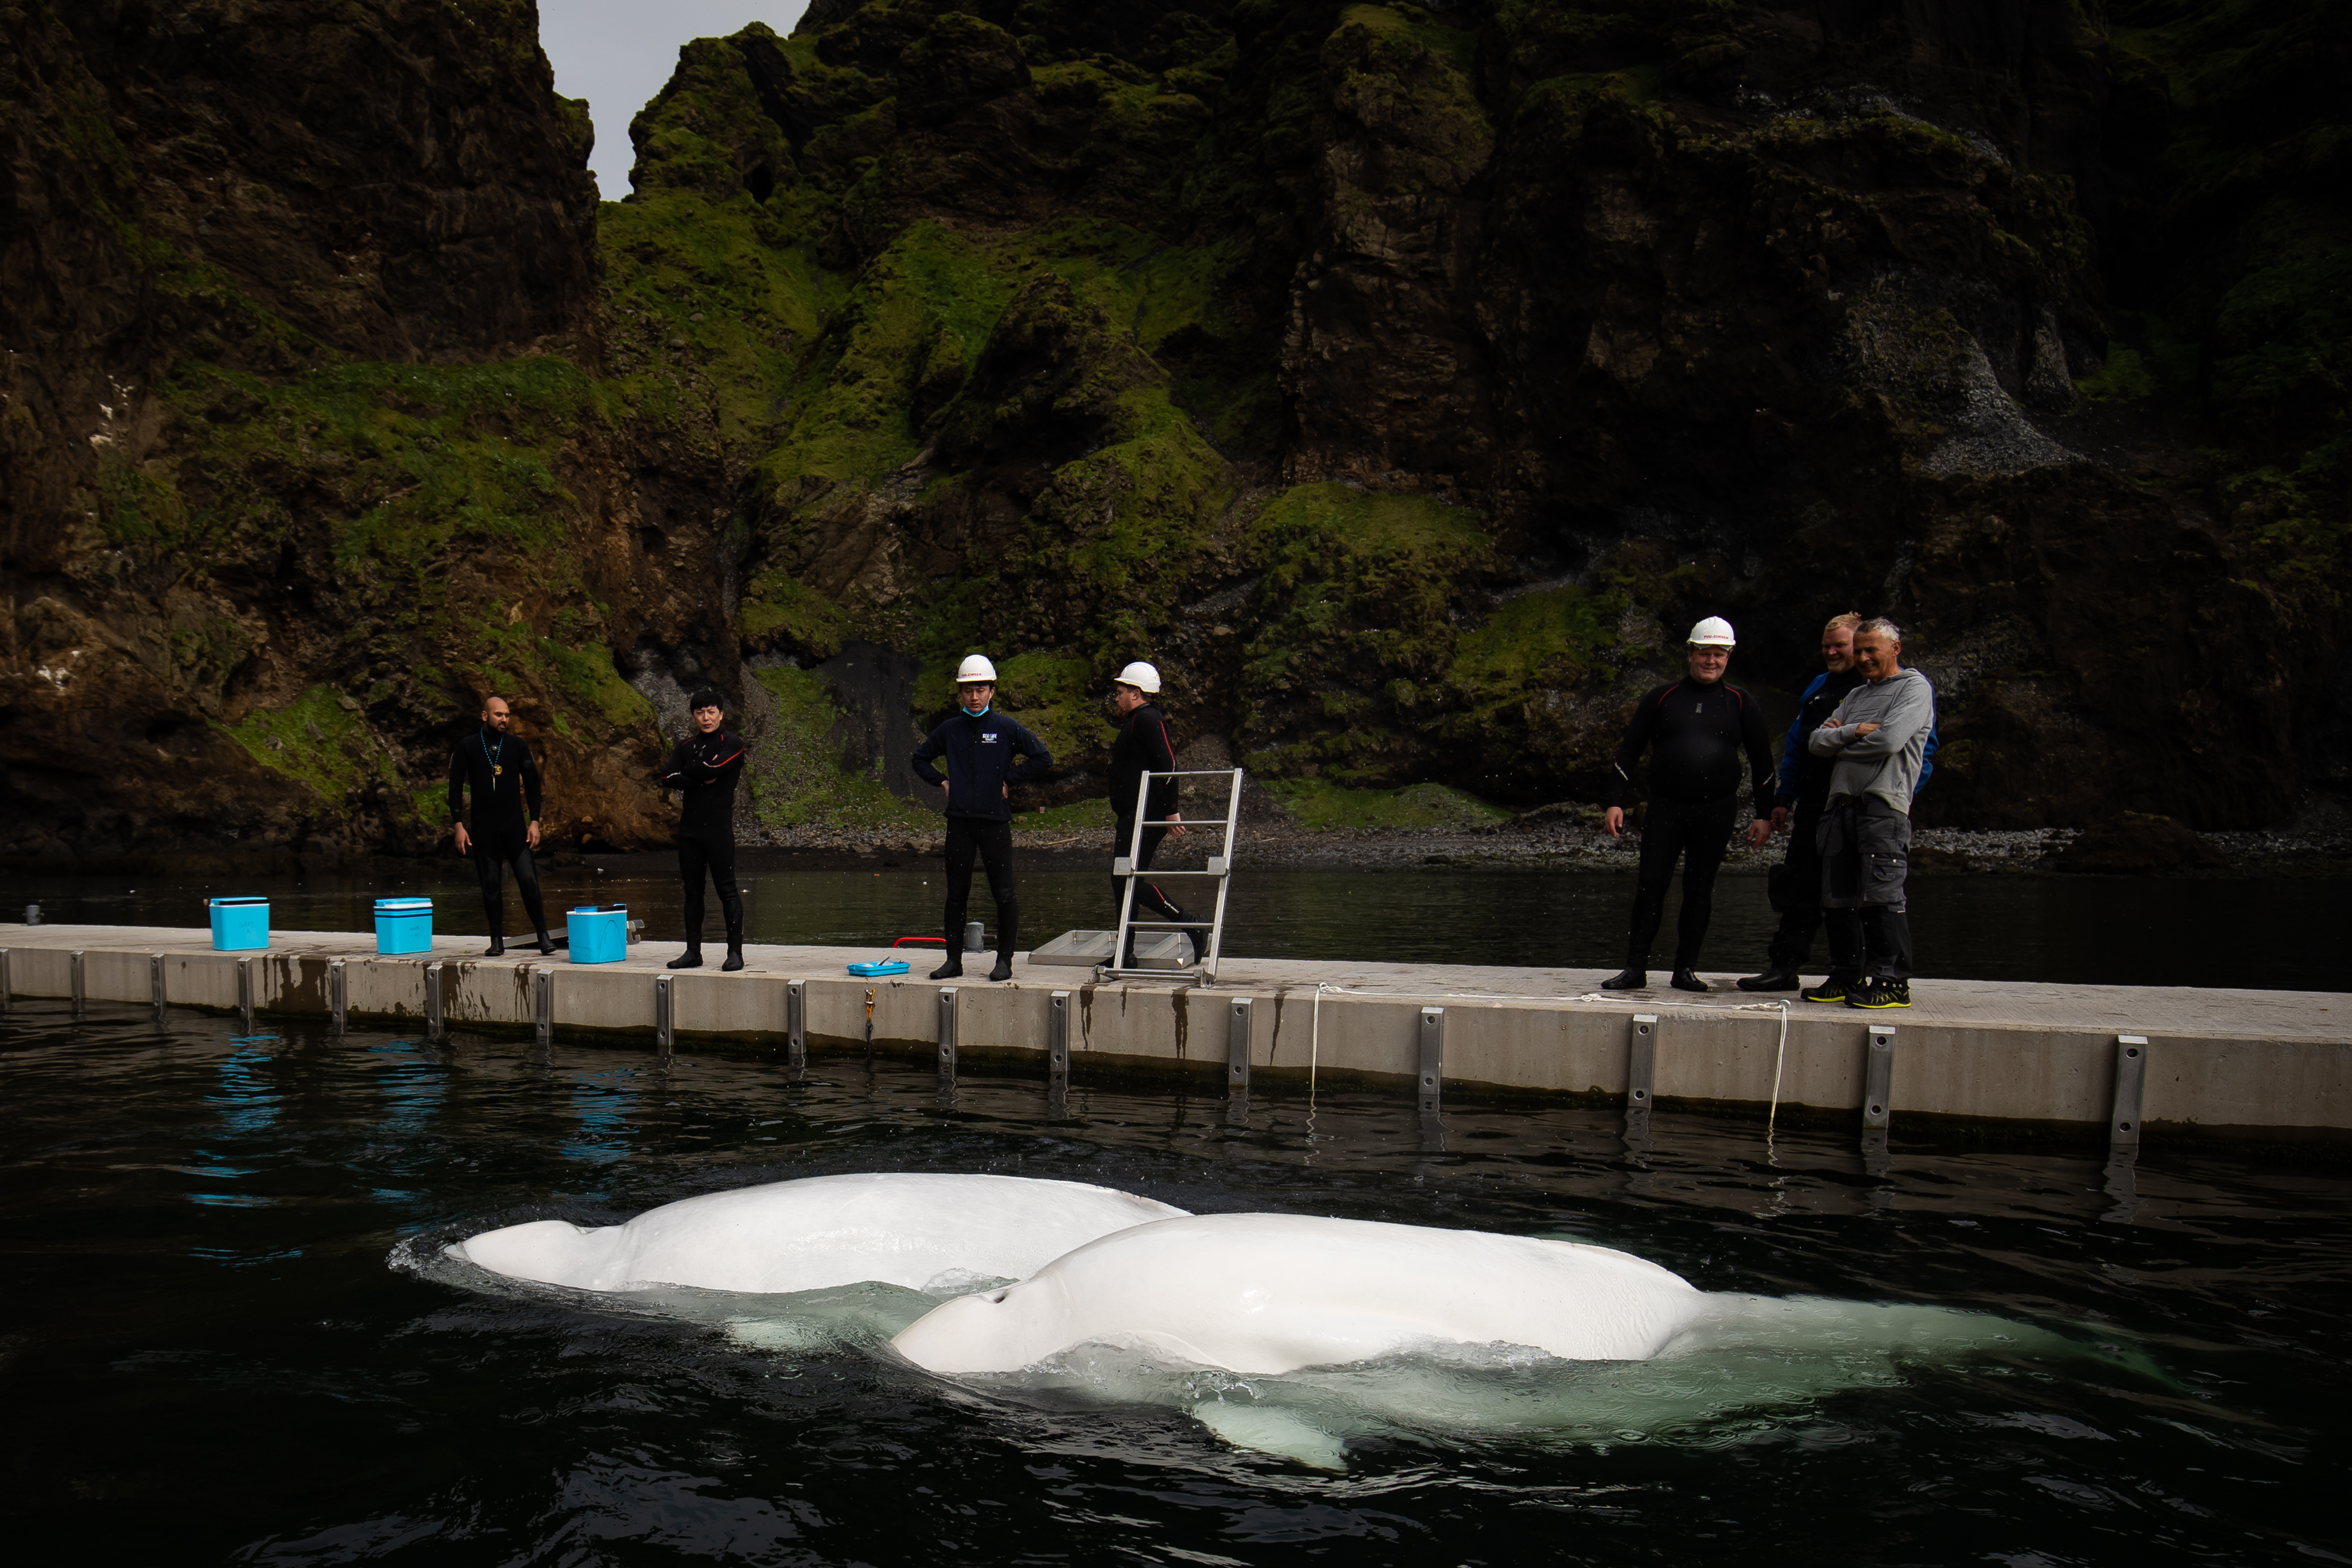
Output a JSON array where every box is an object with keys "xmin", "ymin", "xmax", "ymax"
[
  {"xmin": 1598, "ymin": 616, "xmax": 1775, "ymax": 992},
  {"xmin": 910, "ymin": 654, "xmax": 1054, "ymax": 981},
  {"xmin": 1106, "ymin": 661, "xmax": 1193, "ymax": 963}
]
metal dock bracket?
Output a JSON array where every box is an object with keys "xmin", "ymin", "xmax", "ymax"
[
  {"xmin": 1862, "ymin": 1023, "xmax": 1897, "ymax": 1129},
  {"xmin": 1049, "ymin": 991, "xmax": 1071, "ymax": 1083},
  {"xmin": 424, "ymin": 961, "xmax": 444, "ymax": 1042},
  {"xmin": 1627, "ymin": 1014, "xmax": 1658, "ymax": 1108},
  {"xmin": 786, "ymin": 980, "xmax": 806, "ymax": 1068},
  {"xmin": 1225, "ymin": 996, "xmax": 1251, "ymax": 1096},
  {"xmin": 70, "ymin": 950, "xmax": 85, "ymax": 1017},
  {"xmin": 0, "ymin": 947, "xmax": 10, "ymax": 1013},
  {"xmin": 655, "ymin": 973, "xmax": 675, "ymax": 1057},
  {"xmin": 533, "ymin": 966, "xmax": 553, "ymax": 1047},
  {"xmin": 937, "ymin": 987, "xmax": 959, "ymax": 1083},
  {"xmin": 2110, "ymin": 1034, "xmax": 2149, "ymax": 1146},
  {"xmin": 1418, "ymin": 1006, "xmax": 1444, "ymax": 1114},
  {"xmin": 151, "ymin": 952, "xmax": 166, "ymax": 1020},
  {"xmin": 328, "ymin": 959, "xmax": 346, "ymax": 1034},
  {"xmin": 239, "ymin": 957, "xmax": 256, "ymax": 1033}
]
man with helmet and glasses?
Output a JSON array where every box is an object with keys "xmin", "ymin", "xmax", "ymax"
[
  {"xmin": 1600, "ymin": 617, "xmax": 1775, "ymax": 992},
  {"xmin": 911, "ymin": 654, "xmax": 1054, "ymax": 982}
]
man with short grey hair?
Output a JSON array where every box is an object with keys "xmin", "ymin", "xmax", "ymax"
[{"xmin": 1804, "ymin": 618, "xmax": 1935, "ymax": 1008}]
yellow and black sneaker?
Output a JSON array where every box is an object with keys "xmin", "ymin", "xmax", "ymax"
[
  {"xmin": 1846, "ymin": 979, "xmax": 1912, "ymax": 1009},
  {"xmin": 1800, "ymin": 977, "xmax": 1854, "ymax": 1003}
]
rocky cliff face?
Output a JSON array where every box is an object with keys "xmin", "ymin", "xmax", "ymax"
[{"xmin": 3, "ymin": 0, "xmax": 2345, "ymax": 861}]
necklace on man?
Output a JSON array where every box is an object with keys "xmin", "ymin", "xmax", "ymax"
[{"xmin": 482, "ymin": 730, "xmax": 505, "ymax": 782}]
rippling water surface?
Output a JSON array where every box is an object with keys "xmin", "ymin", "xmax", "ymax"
[{"xmin": 2, "ymin": 1003, "xmax": 2346, "ymax": 1563}]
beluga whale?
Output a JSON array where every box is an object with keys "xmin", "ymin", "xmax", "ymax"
[
  {"xmin": 444, "ymin": 1172, "xmax": 1189, "ymax": 1296},
  {"xmin": 889, "ymin": 1211, "xmax": 1710, "ymax": 1374}
]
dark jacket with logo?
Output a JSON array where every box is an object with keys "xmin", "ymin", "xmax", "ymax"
[{"xmin": 911, "ymin": 708, "xmax": 1054, "ymax": 822}]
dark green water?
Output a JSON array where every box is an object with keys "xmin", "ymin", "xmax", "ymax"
[
  {"xmin": 6, "ymin": 859, "xmax": 2348, "ymax": 990},
  {"xmin": 1, "ymin": 1001, "xmax": 2346, "ymax": 1562}
]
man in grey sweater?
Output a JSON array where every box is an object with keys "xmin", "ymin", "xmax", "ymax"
[{"xmin": 1804, "ymin": 618, "xmax": 1936, "ymax": 1008}]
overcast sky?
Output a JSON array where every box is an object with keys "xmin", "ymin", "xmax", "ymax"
[{"xmin": 540, "ymin": 0, "xmax": 811, "ymax": 199}]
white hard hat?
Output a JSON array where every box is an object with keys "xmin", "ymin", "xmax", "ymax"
[
  {"xmin": 955, "ymin": 654, "xmax": 997, "ymax": 684},
  {"xmin": 1687, "ymin": 616, "xmax": 1736, "ymax": 647},
  {"xmin": 1114, "ymin": 660, "xmax": 1161, "ymax": 694}
]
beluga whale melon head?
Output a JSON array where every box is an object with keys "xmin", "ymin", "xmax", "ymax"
[
  {"xmin": 888, "ymin": 1211, "xmax": 1708, "ymax": 1375},
  {"xmin": 445, "ymin": 1172, "xmax": 1188, "ymax": 1295}
]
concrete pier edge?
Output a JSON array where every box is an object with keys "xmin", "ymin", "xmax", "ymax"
[{"xmin": 2, "ymin": 925, "xmax": 2346, "ymax": 1142}]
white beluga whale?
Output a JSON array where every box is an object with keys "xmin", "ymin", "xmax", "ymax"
[
  {"xmin": 888, "ymin": 1211, "xmax": 1710, "ymax": 1375},
  {"xmin": 443, "ymin": 1172, "xmax": 1189, "ymax": 1295}
]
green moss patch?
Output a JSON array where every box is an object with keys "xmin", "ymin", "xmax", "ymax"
[
  {"xmin": 220, "ymin": 686, "xmax": 400, "ymax": 803},
  {"xmin": 745, "ymin": 665, "xmax": 935, "ymax": 830}
]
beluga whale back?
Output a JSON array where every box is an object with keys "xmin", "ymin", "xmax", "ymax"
[
  {"xmin": 889, "ymin": 1212, "xmax": 1709, "ymax": 1374},
  {"xmin": 446, "ymin": 1172, "xmax": 1188, "ymax": 1295}
]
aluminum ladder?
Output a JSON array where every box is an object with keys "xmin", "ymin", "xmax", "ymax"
[{"xmin": 1099, "ymin": 767, "xmax": 1243, "ymax": 986}]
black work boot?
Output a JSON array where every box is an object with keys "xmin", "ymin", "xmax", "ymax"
[
  {"xmin": 988, "ymin": 953, "xmax": 1013, "ymax": 982},
  {"xmin": 667, "ymin": 946, "xmax": 703, "ymax": 970},
  {"xmin": 1737, "ymin": 970, "xmax": 1799, "ymax": 992},
  {"xmin": 720, "ymin": 895, "xmax": 746, "ymax": 971},
  {"xmin": 1601, "ymin": 968, "xmax": 1648, "ymax": 990},
  {"xmin": 1669, "ymin": 967, "xmax": 1708, "ymax": 993},
  {"xmin": 929, "ymin": 958, "xmax": 964, "ymax": 980}
]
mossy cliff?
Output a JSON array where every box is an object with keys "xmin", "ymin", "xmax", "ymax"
[{"xmin": 2, "ymin": 0, "xmax": 2345, "ymax": 858}]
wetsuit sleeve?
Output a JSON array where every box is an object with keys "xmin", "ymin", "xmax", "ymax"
[
  {"xmin": 1777, "ymin": 675, "xmax": 1824, "ymax": 802},
  {"xmin": 1007, "ymin": 719, "xmax": 1054, "ymax": 783},
  {"xmin": 911, "ymin": 723, "xmax": 948, "ymax": 788},
  {"xmin": 1919, "ymin": 724, "xmax": 1939, "ymax": 790},
  {"xmin": 1740, "ymin": 689, "xmax": 1774, "ymax": 820},
  {"xmin": 520, "ymin": 738, "xmax": 543, "ymax": 823},
  {"xmin": 447, "ymin": 747, "xmax": 466, "ymax": 825},
  {"xmin": 1834, "ymin": 678, "xmax": 1933, "ymax": 758},
  {"xmin": 658, "ymin": 740, "xmax": 689, "ymax": 788},
  {"xmin": 1602, "ymin": 688, "xmax": 1666, "ymax": 808}
]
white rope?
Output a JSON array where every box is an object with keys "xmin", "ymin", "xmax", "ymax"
[
  {"xmin": 1738, "ymin": 1000, "xmax": 1793, "ymax": 1144},
  {"xmin": 1309, "ymin": 982, "xmax": 1326, "ymax": 1097}
]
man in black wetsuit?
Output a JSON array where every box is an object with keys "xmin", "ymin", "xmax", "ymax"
[
  {"xmin": 911, "ymin": 654, "xmax": 1054, "ymax": 982},
  {"xmin": 1738, "ymin": 613, "xmax": 1865, "ymax": 991},
  {"xmin": 1600, "ymin": 617, "xmax": 1775, "ymax": 992},
  {"xmin": 658, "ymin": 686, "xmax": 748, "ymax": 972},
  {"xmin": 1105, "ymin": 660, "xmax": 1192, "ymax": 964},
  {"xmin": 448, "ymin": 694, "xmax": 554, "ymax": 957}
]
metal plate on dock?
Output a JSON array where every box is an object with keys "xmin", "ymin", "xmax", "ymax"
[{"xmin": 1031, "ymin": 929, "xmax": 1193, "ymax": 970}]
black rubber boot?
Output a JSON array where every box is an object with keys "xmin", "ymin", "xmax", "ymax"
[
  {"xmin": 533, "ymin": 931, "xmax": 556, "ymax": 956},
  {"xmin": 720, "ymin": 892, "xmax": 745, "ymax": 971},
  {"xmin": 1669, "ymin": 968, "xmax": 1708, "ymax": 993},
  {"xmin": 929, "ymin": 959, "xmax": 964, "ymax": 980},
  {"xmin": 485, "ymin": 935, "xmax": 506, "ymax": 957},
  {"xmin": 1601, "ymin": 968, "xmax": 1647, "ymax": 990},
  {"xmin": 722, "ymin": 947, "xmax": 744, "ymax": 973},
  {"xmin": 989, "ymin": 953, "xmax": 1013, "ymax": 982},
  {"xmin": 1737, "ymin": 970, "xmax": 1799, "ymax": 992},
  {"xmin": 668, "ymin": 947, "xmax": 703, "ymax": 970}
]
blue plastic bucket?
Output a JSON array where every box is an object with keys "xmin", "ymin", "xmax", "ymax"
[
  {"xmin": 373, "ymin": 897, "xmax": 433, "ymax": 955},
  {"xmin": 208, "ymin": 897, "xmax": 269, "ymax": 952},
  {"xmin": 567, "ymin": 905, "xmax": 628, "ymax": 965}
]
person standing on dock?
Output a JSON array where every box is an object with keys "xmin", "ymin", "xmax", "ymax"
[
  {"xmin": 1804, "ymin": 618, "xmax": 1937, "ymax": 1010},
  {"xmin": 658, "ymin": 687, "xmax": 748, "ymax": 972},
  {"xmin": 1600, "ymin": 618, "xmax": 1775, "ymax": 993},
  {"xmin": 1106, "ymin": 662, "xmax": 1191, "ymax": 964},
  {"xmin": 1739, "ymin": 612, "xmax": 1865, "ymax": 992},
  {"xmin": 448, "ymin": 694, "xmax": 554, "ymax": 958},
  {"xmin": 911, "ymin": 655, "xmax": 1054, "ymax": 983}
]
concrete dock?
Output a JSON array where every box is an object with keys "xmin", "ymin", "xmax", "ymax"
[{"xmin": 2, "ymin": 924, "xmax": 2346, "ymax": 1139}]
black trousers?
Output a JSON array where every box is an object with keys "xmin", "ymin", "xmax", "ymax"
[
  {"xmin": 473, "ymin": 833, "xmax": 547, "ymax": 940},
  {"xmin": 678, "ymin": 828, "xmax": 743, "ymax": 950},
  {"xmin": 1765, "ymin": 796, "xmax": 1828, "ymax": 971},
  {"xmin": 1625, "ymin": 795, "xmax": 1739, "ymax": 969},
  {"xmin": 944, "ymin": 816, "xmax": 1018, "ymax": 958},
  {"xmin": 1114, "ymin": 815, "xmax": 1188, "ymax": 960},
  {"xmin": 1819, "ymin": 795, "xmax": 1915, "ymax": 983}
]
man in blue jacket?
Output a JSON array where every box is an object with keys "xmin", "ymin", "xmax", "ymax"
[{"xmin": 911, "ymin": 654, "xmax": 1054, "ymax": 981}]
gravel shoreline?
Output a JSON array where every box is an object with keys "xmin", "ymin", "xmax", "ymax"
[{"xmin": 735, "ymin": 800, "xmax": 2352, "ymax": 877}]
